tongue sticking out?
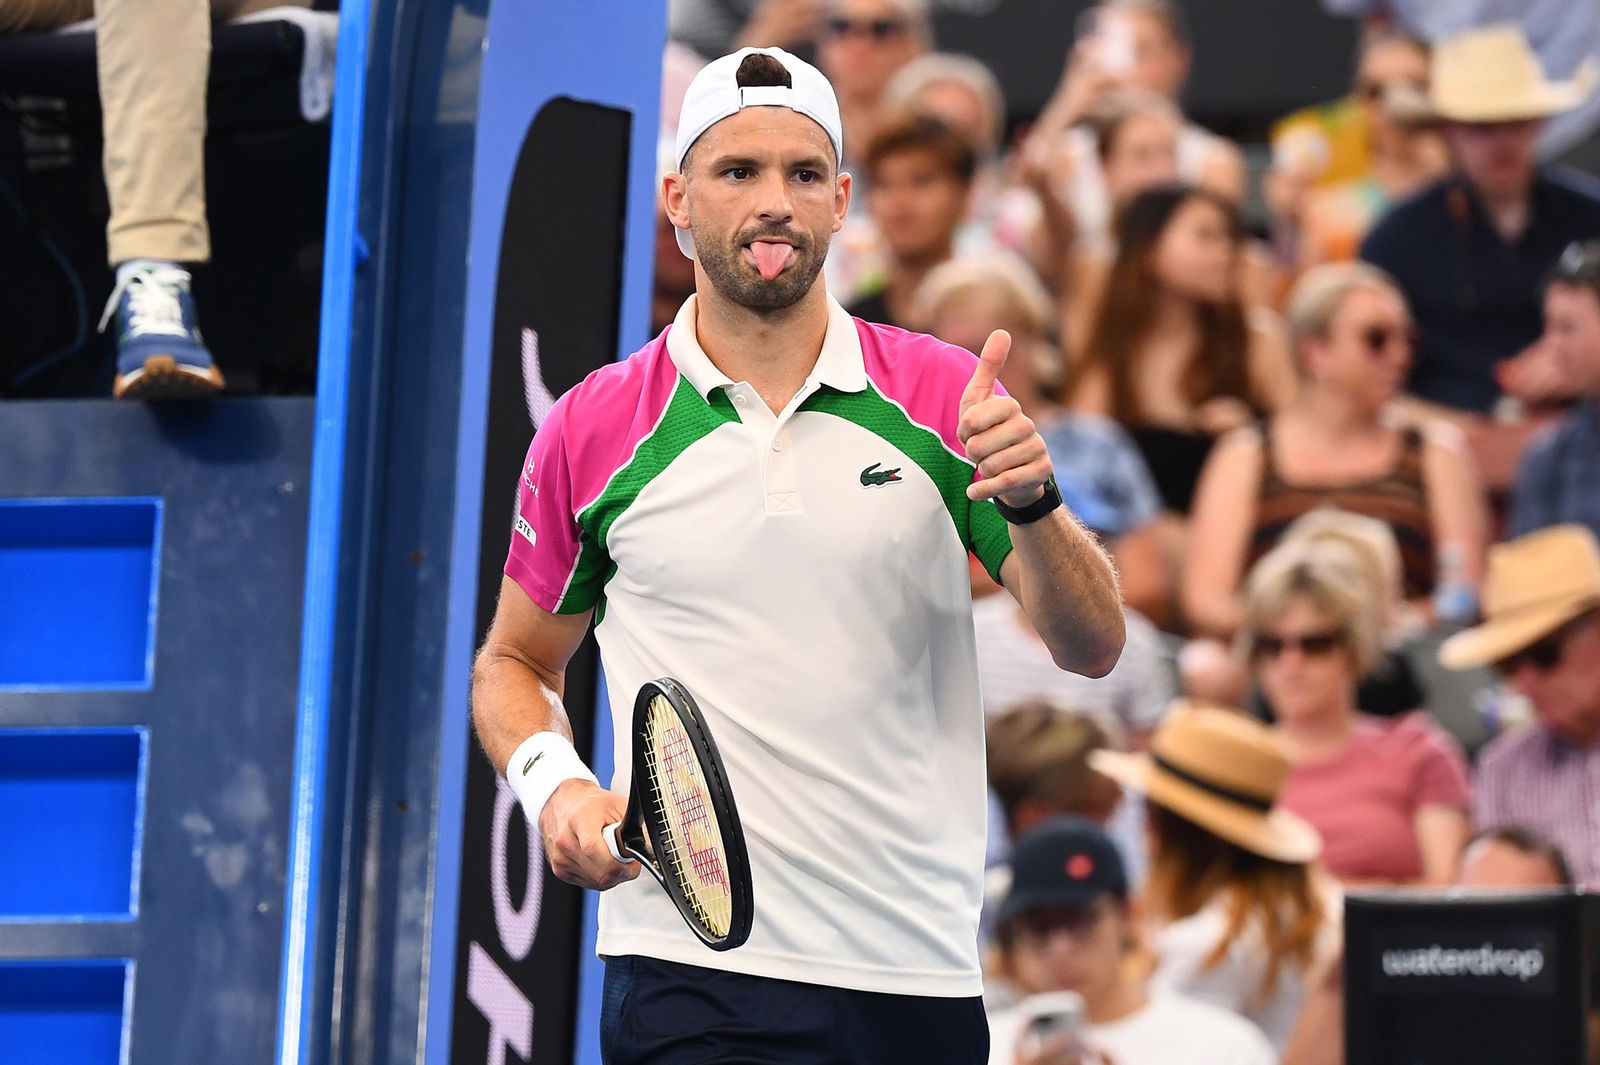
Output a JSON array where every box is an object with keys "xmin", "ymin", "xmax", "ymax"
[{"xmin": 750, "ymin": 241, "xmax": 795, "ymax": 280}]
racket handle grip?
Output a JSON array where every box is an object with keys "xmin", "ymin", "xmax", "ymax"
[{"xmin": 602, "ymin": 821, "xmax": 635, "ymax": 864}]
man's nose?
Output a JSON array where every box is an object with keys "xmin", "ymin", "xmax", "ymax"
[{"xmin": 754, "ymin": 172, "xmax": 795, "ymax": 222}]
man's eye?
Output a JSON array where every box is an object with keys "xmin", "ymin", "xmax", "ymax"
[
  {"xmin": 727, "ymin": 167, "xmax": 751, "ymax": 180},
  {"xmin": 795, "ymin": 170, "xmax": 818, "ymax": 183}
]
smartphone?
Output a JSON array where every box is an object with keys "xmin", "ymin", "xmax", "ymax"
[
  {"xmin": 1076, "ymin": 8, "xmax": 1136, "ymax": 75},
  {"xmin": 1021, "ymin": 991, "xmax": 1087, "ymax": 1054}
]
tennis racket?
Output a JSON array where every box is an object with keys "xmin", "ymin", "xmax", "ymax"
[{"xmin": 602, "ymin": 677, "xmax": 754, "ymax": 951}]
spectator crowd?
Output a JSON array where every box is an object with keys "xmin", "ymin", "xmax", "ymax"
[{"xmin": 659, "ymin": 1, "xmax": 1600, "ymax": 1062}]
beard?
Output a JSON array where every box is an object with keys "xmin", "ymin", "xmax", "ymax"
[{"xmin": 695, "ymin": 222, "xmax": 830, "ymax": 311}]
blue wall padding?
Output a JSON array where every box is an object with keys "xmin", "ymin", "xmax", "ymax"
[
  {"xmin": 0, "ymin": 729, "xmax": 144, "ymax": 919},
  {"xmin": 0, "ymin": 959, "xmax": 128, "ymax": 1065},
  {"xmin": 0, "ymin": 499, "xmax": 160, "ymax": 689}
]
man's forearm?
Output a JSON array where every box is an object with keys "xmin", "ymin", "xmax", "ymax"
[
  {"xmin": 1007, "ymin": 507, "xmax": 1125, "ymax": 677},
  {"xmin": 470, "ymin": 645, "xmax": 571, "ymax": 773}
]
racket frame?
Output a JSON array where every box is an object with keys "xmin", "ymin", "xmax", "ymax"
[{"xmin": 613, "ymin": 678, "xmax": 754, "ymax": 951}]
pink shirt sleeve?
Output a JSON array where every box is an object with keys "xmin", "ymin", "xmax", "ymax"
[{"xmin": 503, "ymin": 391, "xmax": 600, "ymax": 614}]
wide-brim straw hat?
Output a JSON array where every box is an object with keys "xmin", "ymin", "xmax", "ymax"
[
  {"xmin": 1430, "ymin": 23, "xmax": 1598, "ymax": 124},
  {"xmin": 1439, "ymin": 524, "xmax": 1600, "ymax": 670},
  {"xmin": 1089, "ymin": 701, "xmax": 1321, "ymax": 865}
]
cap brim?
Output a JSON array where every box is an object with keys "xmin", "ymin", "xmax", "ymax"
[
  {"xmin": 1089, "ymin": 750, "xmax": 1322, "ymax": 865},
  {"xmin": 1438, "ymin": 594, "xmax": 1599, "ymax": 670},
  {"xmin": 996, "ymin": 884, "xmax": 1110, "ymax": 929}
]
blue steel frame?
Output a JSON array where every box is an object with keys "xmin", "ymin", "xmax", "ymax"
[
  {"xmin": 276, "ymin": 2, "xmax": 663, "ymax": 1063},
  {"xmin": 276, "ymin": 0, "xmax": 373, "ymax": 1060}
]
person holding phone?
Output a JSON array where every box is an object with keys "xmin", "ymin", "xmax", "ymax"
[{"xmin": 987, "ymin": 818, "xmax": 1275, "ymax": 1065}]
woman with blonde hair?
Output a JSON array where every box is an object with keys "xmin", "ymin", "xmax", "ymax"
[
  {"xmin": 911, "ymin": 253, "xmax": 1172, "ymax": 624},
  {"xmin": 1092, "ymin": 702, "xmax": 1334, "ymax": 1054},
  {"xmin": 1240, "ymin": 538, "xmax": 1471, "ymax": 886},
  {"xmin": 1184, "ymin": 260, "xmax": 1488, "ymax": 639}
]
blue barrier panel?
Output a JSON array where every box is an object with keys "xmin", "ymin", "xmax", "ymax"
[
  {"xmin": 0, "ymin": 728, "xmax": 146, "ymax": 921},
  {"xmin": 0, "ymin": 499, "xmax": 160, "ymax": 690},
  {"xmin": 0, "ymin": 959, "xmax": 131, "ymax": 1065}
]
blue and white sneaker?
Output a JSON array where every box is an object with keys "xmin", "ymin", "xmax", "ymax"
[{"xmin": 100, "ymin": 260, "xmax": 225, "ymax": 400}]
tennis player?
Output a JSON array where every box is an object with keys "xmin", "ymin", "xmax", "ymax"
[{"xmin": 471, "ymin": 46, "xmax": 1125, "ymax": 1064}]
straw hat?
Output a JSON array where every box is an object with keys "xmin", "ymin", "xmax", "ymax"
[
  {"xmin": 1438, "ymin": 525, "xmax": 1600, "ymax": 670},
  {"xmin": 1089, "ymin": 702, "xmax": 1321, "ymax": 864},
  {"xmin": 1430, "ymin": 24, "xmax": 1597, "ymax": 124}
]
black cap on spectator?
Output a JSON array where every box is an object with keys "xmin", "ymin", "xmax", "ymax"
[{"xmin": 998, "ymin": 816, "xmax": 1128, "ymax": 928}]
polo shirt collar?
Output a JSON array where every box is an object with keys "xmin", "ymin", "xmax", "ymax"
[{"xmin": 666, "ymin": 293, "xmax": 869, "ymax": 402}]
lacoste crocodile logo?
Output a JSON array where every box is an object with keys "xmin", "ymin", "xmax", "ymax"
[
  {"xmin": 521, "ymin": 752, "xmax": 544, "ymax": 776},
  {"xmin": 860, "ymin": 462, "xmax": 903, "ymax": 487}
]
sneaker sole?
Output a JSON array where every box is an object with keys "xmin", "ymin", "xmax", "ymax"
[{"xmin": 114, "ymin": 355, "xmax": 226, "ymax": 401}]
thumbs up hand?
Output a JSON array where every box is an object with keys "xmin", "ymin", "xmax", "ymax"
[{"xmin": 957, "ymin": 330, "xmax": 1052, "ymax": 509}]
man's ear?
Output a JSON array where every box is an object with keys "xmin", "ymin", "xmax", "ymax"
[
  {"xmin": 833, "ymin": 171, "xmax": 853, "ymax": 234},
  {"xmin": 663, "ymin": 171, "xmax": 691, "ymax": 232}
]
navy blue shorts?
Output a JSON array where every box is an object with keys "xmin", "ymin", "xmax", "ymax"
[{"xmin": 600, "ymin": 955, "xmax": 989, "ymax": 1065}]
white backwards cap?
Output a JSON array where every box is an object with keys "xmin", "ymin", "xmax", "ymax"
[{"xmin": 671, "ymin": 47, "xmax": 844, "ymax": 260}]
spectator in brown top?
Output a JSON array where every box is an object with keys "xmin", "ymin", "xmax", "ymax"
[
  {"xmin": 846, "ymin": 116, "xmax": 974, "ymax": 328},
  {"xmin": 1184, "ymin": 261, "xmax": 1487, "ymax": 640}
]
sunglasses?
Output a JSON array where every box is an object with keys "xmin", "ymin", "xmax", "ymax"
[
  {"xmin": 1358, "ymin": 324, "xmax": 1413, "ymax": 355},
  {"xmin": 1254, "ymin": 630, "xmax": 1345, "ymax": 660},
  {"xmin": 1493, "ymin": 614, "xmax": 1593, "ymax": 676},
  {"xmin": 825, "ymin": 16, "xmax": 909, "ymax": 41},
  {"xmin": 1495, "ymin": 635, "xmax": 1566, "ymax": 676},
  {"xmin": 1355, "ymin": 77, "xmax": 1425, "ymax": 103}
]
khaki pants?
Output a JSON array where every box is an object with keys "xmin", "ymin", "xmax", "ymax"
[{"xmin": 0, "ymin": 0, "xmax": 308, "ymax": 264}]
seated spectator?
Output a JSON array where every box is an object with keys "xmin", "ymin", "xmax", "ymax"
[
  {"xmin": 981, "ymin": 705, "xmax": 1144, "ymax": 1003},
  {"xmin": 1457, "ymin": 825, "xmax": 1573, "ymax": 888},
  {"xmin": 1241, "ymin": 539, "xmax": 1472, "ymax": 885},
  {"xmin": 987, "ymin": 706, "xmax": 1122, "ymax": 837},
  {"xmin": 882, "ymin": 53, "xmax": 1044, "ymax": 263},
  {"xmin": 0, "ymin": 0, "xmax": 320, "ymax": 398},
  {"xmin": 1439, "ymin": 524, "xmax": 1600, "ymax": 887},
  {"xmin": 1091, "ymin": 702, "xmax": 1337, "ymax": 1054},
  {"xmin": 1060, "ymin": 184, "xmax": 1296, "ymax": 519},
  {"xmin": 1023, "ymin": 0, "xmax": 1245, "ymax": 257},
  {"xmin": 883, "ymin": 51, "xmax": 1006, "ymax": 165},
  {"xmin": 986, "ymin": 817, "xmax": 1276, "ymax": 1065},
  {"xmin": 1184, "ymin": 262, "xmax": 1487, "ymax": 639},
  {"xmin": 813, "ymin": 0, "xmax": 930, "ymax": 170},
  {"xmin": 846, "ymin": 117, "xmax": 975, "ymax": 327},
  {"xmin": 815, "ymin": 0, "xmax": 934, "ymax": 298},
  {"xmin": 1269, "ymin": 27, "xmax": 1438, "ymax": 195},
  {"xmin": 909, "ymin": 253, "xmax": 1173, "ymax": 624},
  {"xmin": 1270, "ymin": 31, "xmax": 1447, "ymax": 273},
  {"xmin": 1511, "ymin": 241, "xmax": 1600, "ymax": 540},
  {"xmin": 1359, "ymin": 24, "xmax": 1600, "ymax": 428},
  {"xmin": 973, "ymin": 595, "xmax": 1172, "ymax": 748}
]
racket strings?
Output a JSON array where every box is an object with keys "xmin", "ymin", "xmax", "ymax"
[{"xmin": 644, "ymin": 695, "xmax": 733, "ymax": 938}]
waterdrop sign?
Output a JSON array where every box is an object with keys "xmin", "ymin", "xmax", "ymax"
[{"xmin": 1370, "ymin": 929, "xmax": 1556, "ymax": 996}]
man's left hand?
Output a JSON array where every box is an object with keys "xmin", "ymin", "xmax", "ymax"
[{"xmin": 957, "ymin": 330, "xmax": 1052, "ymax": 509}]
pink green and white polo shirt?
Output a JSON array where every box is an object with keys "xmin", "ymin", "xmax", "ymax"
[{"xmin": 504, "ymin": 294, "xmax": 1013, "ymax": 996}]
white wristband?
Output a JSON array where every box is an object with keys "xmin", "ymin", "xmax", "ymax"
[{"xmin": 505, "ymin": 732, "xmax": 599, "ymax": 824}]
